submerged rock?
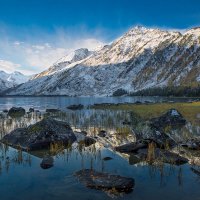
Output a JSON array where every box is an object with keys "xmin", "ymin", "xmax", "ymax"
[
  {"xmin": 75, "ymin": 169, "xmax": 134, "ymax": 192},
  {"xmin": 67, "ymin": 104, "xmax": 84, "ymax": 110},
  {"xmin": 1, "ymin": 118, "xmax": 76, "ymax": 151},
  {"xmin": 150, "ymin": 109, "xmax": 186, "ymax": 130},
  {"xmin": 8, "ymin": 107, "xmax": 25, "ymax": 118},
  {"xmin": 40, "ymin": 156, "xmax": 54, "ymax": 169}
]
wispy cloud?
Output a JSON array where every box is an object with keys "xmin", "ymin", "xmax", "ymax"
[
  {"xmin": 0, "ymin": 25, "xmax": 106, "ymax": 75},
  {"xmin": 0, "ymin": 59, "xmax": 21, "ymax": 73},
  {"xmin": 1, "ymin": 24, "xmax": 191, "ymax": 76}
]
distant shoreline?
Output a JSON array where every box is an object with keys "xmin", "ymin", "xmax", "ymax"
[{"xmin": 0, "ymin": 95, "xmax": 199, "ymax": 98}]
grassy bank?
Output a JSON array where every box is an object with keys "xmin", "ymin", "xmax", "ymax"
[{"xmin": 92, "ymin": 102, "xmax": 200, "ymax": 125}]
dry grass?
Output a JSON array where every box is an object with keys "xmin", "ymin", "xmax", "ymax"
[{"xmin": 93, "ymin": 102, "xmax": 200, "ymax": 125}]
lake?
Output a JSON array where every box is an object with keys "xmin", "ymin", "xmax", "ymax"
[
  {"xmin": 0, "ymin": 96, "xmax": 199, "ymax": 110},
  {"xmin": 0, "ymin": 96, "xmax": 200, "ymax": 200}
]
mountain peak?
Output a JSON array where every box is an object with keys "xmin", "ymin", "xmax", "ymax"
[
  {"xmin": 55, "ymin": 48, "xmax": 92, "ymax": 65},
  {"xmin": 0, "ymin": 70, "xmax": 29, "ymax": 92},
  {"xmin": 8, "ymin": 25, "xmax": 200, "ymax": 96},
  {"xmin": 127, "ymin": 25, "xmax": 149, "ymax": 34},
  {"xmin": 33, "ymin": 48, "xmax": 94, "ymax": 79},
  {"xmin": 12, "ymin": 71, "xmax": 23, "ymax": 75},
  {"xmin": 184, "ymin": 26, "xmax": 200, "ymax": 36},
  {"xmin": 125, "ymin": 26, "xmax": 171, "ymax": 38},
  {"xmin": 133, "ymin": 25, "xmax": 148, "ymax": 31}
]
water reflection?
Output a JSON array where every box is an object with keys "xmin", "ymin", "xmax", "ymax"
[
  {"xmin": 0, "ymin": 140, "xmax": 189, "ymax": 189},
  {"xmin": 0, "ymin": 108, "xmax": 199, "ymax": 144},
  {"xmin": 0, "ymin": 103, "xmax": 200, "ymax": 199},
  {"xmin": 0, "ymin": 143, "xmax": 32, "ymax": 174}
]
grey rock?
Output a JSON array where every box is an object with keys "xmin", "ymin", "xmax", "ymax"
[
  {"xmin": 150, "ymin": 109, "xmax": 186, "ymax": 130},
  {"xmin": 133, "ymin": 123, "xmax": 176, "ymax": 149},
  {"xmin": 75, "ymin": 169, "xmax": 135, "ymax": 192},
  {"xmin": 1, "ymin": 118, "xmax": 76, "ymax": 151},
  {"xmin": 8, "ymin": 107, "xmax": 25, "ymax": 118}
]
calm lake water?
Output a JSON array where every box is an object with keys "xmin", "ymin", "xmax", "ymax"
[
  {"xmin": 0, "ymin": 96, "xmax": 200, "ymax": 200},
  {"xmin": 0, "ymin": 96, "xmax": 199, "ymax": 110}
]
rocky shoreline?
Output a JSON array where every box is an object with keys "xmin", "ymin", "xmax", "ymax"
[{"xmin": 1, "ymin": 105, "xmax": 200, "ymax": 194}]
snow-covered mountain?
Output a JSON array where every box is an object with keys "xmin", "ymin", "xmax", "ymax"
[
  {"xmin": 6, "ymin": 26, "xmax": 200, "ymax": 96},
  {"xmin": 33, "ymin": 48, "xmax": 94, "ymax": 79},
  {"xmin": 0, "ymin": 71, "xmax": 29, "ymax": 92}
]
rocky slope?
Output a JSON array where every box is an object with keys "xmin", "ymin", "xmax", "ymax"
[
  {"xmin": 0, "ymin": 71, "xmax": 29, "ymax": 92},
  {"xmin": 6, "ymin": 26, "xmax": 200, "ymax": 96},
  {"xmin": 32, "ymin": 48, "xmax": 93, "ymax": 79}
]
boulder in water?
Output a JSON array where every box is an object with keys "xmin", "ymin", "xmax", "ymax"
[
  {"xmin": 150, "ymin": 109, "xmax": 186, "ymax": 130},
  {"xmin": 8, "ymin": 107, "xmax": 25, "ymax": 118},
  {"xmin": 75, "ymin": 169, "xmax": 135, "ymax": 192},
  {"xmin": 1, "ymin": 118, "xmax": 76, "ymax": 151}
]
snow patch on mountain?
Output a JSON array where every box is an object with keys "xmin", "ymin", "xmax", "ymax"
[
  {"xmin": 0, "ymin": 71, "xmax": 29, "ymax": 92},
  {"xmin": 5, "ymin": 26, "xmax": 200, "ymax": 96},
  {"xmin": 33, "ymin": 48, "xmax": 94, "ymax": 79}
]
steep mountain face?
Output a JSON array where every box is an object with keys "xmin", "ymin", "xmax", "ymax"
[
  {"xmin": 6, "ymin": 26, "xmax": 200, "ymax": 96},
  {"xmin": 33, "ymin": 48, "xmax": 93, "ymax": 79},
  {"xmin": 0, "ymin": 71, "xmax": 29, "ymax": 92}
]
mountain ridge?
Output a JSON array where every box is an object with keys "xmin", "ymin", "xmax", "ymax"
[
  {"xmin": 0, "ymin": 71, "xmax": 29, "ymax": 92},
  {"xmin": 4, "ymin": 26, "xmax": 200, "ymax": 96}
]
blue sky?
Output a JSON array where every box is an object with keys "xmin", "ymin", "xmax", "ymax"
[{"xmin": 0, "ymin": 0, "xmax": 200, "ymax": 74}]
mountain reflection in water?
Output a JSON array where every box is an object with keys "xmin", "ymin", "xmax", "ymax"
[{"xmin": 0, "ymin": 97, "xmax": 200, "ymax": 200}]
